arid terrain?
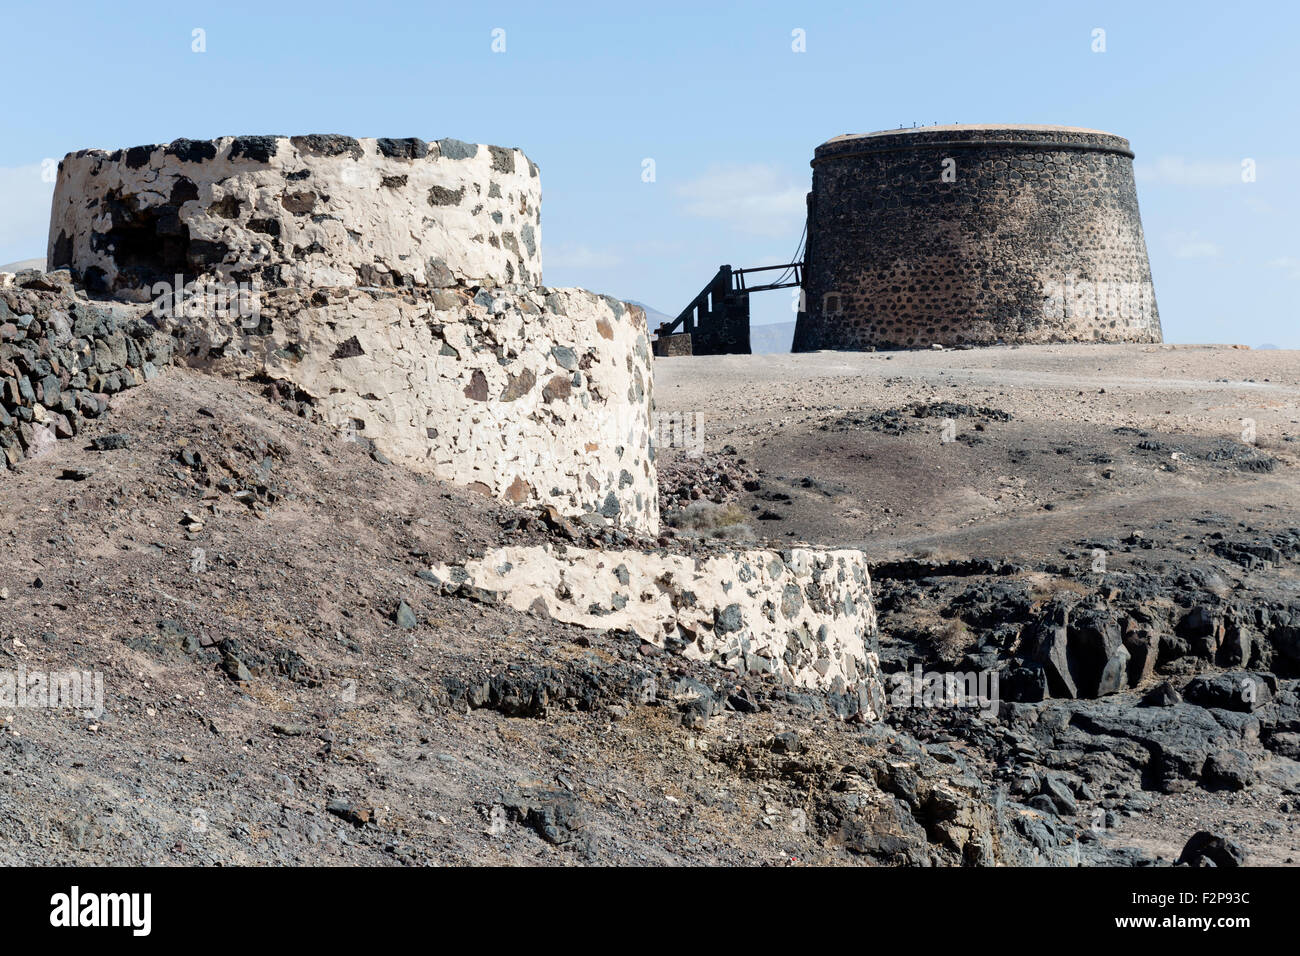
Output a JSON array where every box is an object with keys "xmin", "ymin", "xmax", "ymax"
[
  {"xmin": 655, "ymin": 343, "xmax": 1300, "ymax": 864},
  {"xmin": 1, "ymin": 343, "xmax": 1297, "ymax": 866},
  {"xmin": 655, "ymin": 344, "xmax": 1299, "ymax": 560}
]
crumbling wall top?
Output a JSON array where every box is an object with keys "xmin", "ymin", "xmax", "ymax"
[{"xmin": 48, "ymin": 135, "xmax": 542, "ymax": 297}]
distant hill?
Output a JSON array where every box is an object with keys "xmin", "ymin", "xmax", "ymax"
[
  {"xmin": 0, "ymin": 257, "xmax": 46, "ymax": 273},
  {"xmin": 1257, "ymin": 343, "xmax": 1280, "ymax": 350},
  {"xmin": 624, "ymin": 299, "xmax": 676, "ymax": 332},
  {"xmin": 750, "ymin": 321, "xmax": 796, "ymax": 354}
]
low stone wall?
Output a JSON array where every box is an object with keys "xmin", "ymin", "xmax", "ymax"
[
  {"xmin": 176, "ymin": 285, "xmax": 660, "ymax": 534},
  {"xmin": 0, "ymin": 270, "xmax": 169, "ymax": 468},
  {"xmin": 652, "ymin": 332, "xmax": 693, "ymax": 357},
  {"xmin": 429, "ymin": 542, "xmax": 883, "ymax": 713},
  {"xmin": 49, "ymin": 135, "xmax": 542, "ymax": 296}
]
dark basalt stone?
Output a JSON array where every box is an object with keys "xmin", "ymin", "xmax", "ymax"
[
  {"xmin": 376, "ymin": 137, "xmax": 429, "ymax": 160},
  {"xmin": 164, "ymin": 139, "xmax": 219, "ymax": 163},
  {"xmin": 229, "ymin": 136, "xmax": 283, "ymax": 163},
  {"xmin": 290, "ymin": 134, "xmax": 363, "ymax": 160},
  {"xmin": 488, "ymin": 145, "xmax": 515, "ymax": 174},
  {"xmin": 125, "ymin": 145, "xmax": 158, "ymax": 169},
  {"xmin": 436, "ymin": 138, "xmax": 478, "ymax": 161}
]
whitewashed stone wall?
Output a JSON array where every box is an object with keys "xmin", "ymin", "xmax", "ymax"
[
  {"xmin": 48, "ymin": 135, "xmax": 541, "ymax": 295},
  {"xmin": 176, "ymin": 285, "xmax": 659, "ymax": 534},
  {"xmin": 43, "ymin": 134, "xmax": 661, "ymax": 531},
  {"xmin": 429, "ymin": 543, "xmax": 883, "ymax": 708}
]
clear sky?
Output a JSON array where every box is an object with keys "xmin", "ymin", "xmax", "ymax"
[{"xmin": 2, "ymin": 0, "xmax": 1296, "ymax": 346}]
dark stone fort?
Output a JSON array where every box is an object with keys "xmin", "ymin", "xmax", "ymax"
[
  {"xmin": 796, "ymin": 124, "xmax": 1161, "ymax": 350},
  {"xmin": 655, "ymin": 124, "xmax": 1161, "ymax": 355}
]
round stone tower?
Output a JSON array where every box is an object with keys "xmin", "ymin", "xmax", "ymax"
[
  {"xmin": 42, "ymin": 136, "xmax": 660, "ymax": 534},
  {"xmin": 793, "ymin": 124, "xmax": 1161, "ymax": 350},
  {"xmin": 48, "ymin": 134, "xmax": 541, "ymax": 295}
]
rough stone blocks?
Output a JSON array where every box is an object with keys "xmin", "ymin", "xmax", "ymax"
[
  {"xmin": 795, "ymin": 125, "xmax": 1162, "ymax": 350},
  {"xmin": 652, "ymin": 332, "xmax": 693, "ymax": 357}
]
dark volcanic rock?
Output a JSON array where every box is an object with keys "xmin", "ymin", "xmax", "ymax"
[
  {"xmin": 1202, "ymin": 749, "xmax": 1254, "ymax": 791},
  {"xmin": 505, "ymin": 790, "xmax": 587, "ymax": 845},
  {"xmin": 1177, "ymin": 830, "xmax": 1246, "ymax": 867},
  {"xmin": 1138, "ymin": 681, "xmax": 1181, "ymax": 707},
  {"xmin": 1041, "ymin": 699, "xmax": 1259, "ymax": 793},
  {"xmin": 1183, "ymin": 673, "xmax": 1273, "ymax": 713}
]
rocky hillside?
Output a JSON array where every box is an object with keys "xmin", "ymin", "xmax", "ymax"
[
  {"xmin": 1, "ymin": 358, "xmax": 1292, "ymax": 864},
  {"xmin": 651, "ymin": 345, "xmax": 1300, "ymax": 865}
]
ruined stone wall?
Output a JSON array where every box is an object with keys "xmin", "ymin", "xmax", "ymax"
[
  {"xmin": 15, "ymin": 133, "xmax": 885, "ymax": 722},
  {"xmin": 794, "ymin": 125, "xmax": 1161, "ymax": 350},
  {"xmin": 179, "ymin": 285, "xmax": 659, "ymax": 533},
  {"xmin": 652, "ymin": 332, "xmax": 693, "ymax": 357},
  {"xmin": 430, "ymin": 543, "xmax": 883, "ymax": 715},
  {"xmin": 42, "ymin": 136, "xmax": 661, "ymax": 532},
  {"xmin": 49, "ymin": 135, "xmax": 541, "ymax": 296},
  {"xmin": 0, "ymin": 269, "xmax": 169, "ymax": 468}
]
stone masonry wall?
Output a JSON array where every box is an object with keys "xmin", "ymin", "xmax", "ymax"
[
  {"xmin": 795, "ymin": 125, "xmax": 1161, "ymax": 350},
  {"xmin": 177, "ymin": 284, "xmax": 660, "ymax": 534},
  {"xmin": 429, "ymin": 543, "xmax": 884, "ymax": 716},
  {"xmin": 42, "ymin": 136, "xmax": 659, "ymax": 533},
  {"xmin": 0, "ymin": 269, "xmax": 169, "ymax": 469},
  {"xmin": 49, "ymin": 135, "xmax": 541, "ymax": 296}
]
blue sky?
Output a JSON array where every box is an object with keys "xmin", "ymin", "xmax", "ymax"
[{"xmin": 2, "ymin": 0, "xmax": 1296, "ymax": 345}]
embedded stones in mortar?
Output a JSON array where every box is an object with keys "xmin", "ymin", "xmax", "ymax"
[
  {"xmin": 48, "ymin": 135, "xmax": 541, "ymax": 296},
  {"xmin": 177, "ymin": 284, "xmax": 660, "ymax": 534},
  {"xmin": 428, "ymin": 543, "xmax": 883, "ymax": 713}
]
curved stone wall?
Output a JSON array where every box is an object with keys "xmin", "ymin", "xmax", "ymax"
[
  {"xmin": 48, "ymin": 135, "xmax": 541, "ymax": 296},
  {"xmin": 794, "ymin": 125, "xmax": 1161, "ymax": 350},
  {"xmin": 41, "ymin": 136, "xmax": 662, "ymax": 532},
  {"xmin": 430, "ymin": 542, "xmax": 883, "ymax": 711},
  {"xmin": 176, "ymin": 285, "xmax": 659, "ymax": 533}
]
